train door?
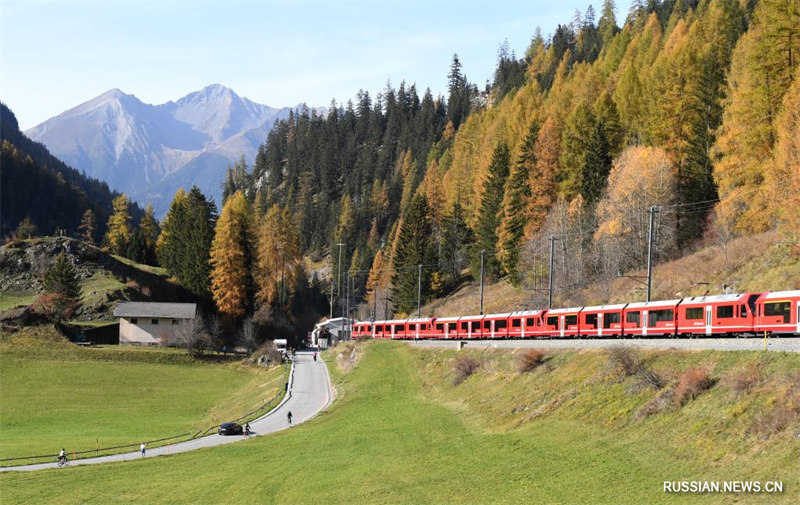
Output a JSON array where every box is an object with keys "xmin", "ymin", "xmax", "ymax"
[
  {"xmin": 642, "ymin": 311, "xmax": 648, "ymax": 336},
  {"xmin": 705, "ymin": 305, "xmax": 712, "ymax": 336}
]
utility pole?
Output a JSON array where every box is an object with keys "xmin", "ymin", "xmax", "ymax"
[
  {"xmin": 417, "ymin": 264, "xmax": 423, "ymax": 317},
  {"xmin": 646, "ymin": 206, "xmax": 659, "ymax": 303},
  {"xmin": 329, "ymin": 277, "xmax": 334, "ymax": 319},
  {"xmin": 548, "ymin": 235, "xmax": 558, "ymax": 309},
  {"xmin": 479, "ymin": 250, "xmax": 485, "ymax": 315},
  {"xmin": 345, "ymin": 271, "xmax": 350, "ymax": 339},
  {"xmin": 372, "ymin": 284, "xmax": 378, "ymax": 322},
  {"xmin": 336, "ymin": 242, "xmax": 344, "ymax": 318}
]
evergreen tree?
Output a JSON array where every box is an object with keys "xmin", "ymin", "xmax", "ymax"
[
  {"xmin": 180, "ymin": 187, "xmax": 217, "ymax": 297},
  {"xmin": 447, "ymin": 54, "xmax": 471, "ymax": 130},
  {"xmin": 42, "ymin": 251, "xmax": 81, "ymax": 301},
  {"xmin": 210, "ymin": 191, "xmax": 253, "ymax": 319},
  {"xmin": 139, "ymin": 203, "xmax": 159, "ymax": 264},
  {"xmin": 472, "ymin": 142, "xmax": 511, "ymax": 280},
  {"xmin": 391, "ymin": 194, "xmax": 435, "ymax": 314},
  {"xmin": 499, "ymin": 123, "xmax": 538, "ymax": 283},
  {"xmin": 440, "ymin": 200, "xmax": 473, "ymax": 284},
  {"xmin": 125, "ymin": 227, "xmax": 149, "ymax": 264},
  {"xmin": 598, "ymin": 0, "xmax": 619, "ymax": 45},
  {"xmin": 157, "ymin": 188, "xmax": 187, "ymax": 275},
  {"xmin": 580, "ymin": 121, "xmax": 613, "ymax": 205},
  {"xmin": 558, "ymin": 104, "xmax": 595, "ymax": 199},
  {"xmin": 78, "ymin": 209, "xmax": 96, "ymax": 245},
  {"xmin": 105, "ymin": 194, "xmax": 131, "ymax": 255}
]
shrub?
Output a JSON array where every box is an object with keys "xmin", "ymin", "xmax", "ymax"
[
  {"xmin": 727, "ymin": 362, "xmax": 762, "ymax": 395},
  {"xmin": 607, "ymin": 347, "xmax": 664, "ymax": 392},
  {"xmin": 452, "ymin": 355, "xmax": 481, "ymax": 385},
  {"xmin": 636, "ymin": 388, "xmax": 675, "ymax": 419},
  {"xmin": 517, "ymin": 349, "xmax": 546, "ymax": 373},
  {"xmin": 673, "ymin": 367, "xmax": 714, "ymax": 405},
  {"xmin": 748, "ymin": 379, "xmax": 800, "ymax": 438},
  {"xmin": 31, "ymin": 292, "xmax": 79, "ymax": 322}
]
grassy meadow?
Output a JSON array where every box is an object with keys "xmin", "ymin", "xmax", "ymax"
[
  {"xmin": 1, "ymin": 340, "xmax": 797, "ymax": 504},
  {"xmin": 0, "ymin": 328, "xmax": 285, "ymax": 461}
]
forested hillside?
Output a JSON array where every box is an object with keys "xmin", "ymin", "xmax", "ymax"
[
  {"xmin": 0, "ymin": 103, "xmax": 143, "ymax": 240},
  {"xmin": 231, "ymin": 0, "xmax": 797, "ymax": 317}
]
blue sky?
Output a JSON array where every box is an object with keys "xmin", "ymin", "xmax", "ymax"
[{"xmin": 1, "ymin": 0, "xmax": 632, "ymax": 130}]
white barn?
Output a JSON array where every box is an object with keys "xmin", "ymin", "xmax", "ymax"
[{"xmin": 113, "ymin": 302, "xmax": 197, "ymax": 346}]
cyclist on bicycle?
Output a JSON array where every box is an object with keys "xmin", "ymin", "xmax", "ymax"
[
  {"xmin": 287, "ymin": 411, "xmax": 293, "ymax": 426},
  {"xmin": 58, "ymin": 448, "xmax": 66, "ymax": 464},
  {"xmin": 244, "ymin": 423, "xmax": 251, "ymax": 437}
]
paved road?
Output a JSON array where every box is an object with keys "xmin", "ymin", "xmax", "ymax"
[
  {"xmin": 1, "ymin": 349, "xmax": 332, "ymax": 472},
  {"xmin": 411, "ymin": 337, "xmax": 800, "ymax": 352}
]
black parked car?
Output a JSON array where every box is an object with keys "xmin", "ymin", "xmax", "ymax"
[{"xmin": 218, "ymin": 422, "xmax": 243, "ymax": 435}]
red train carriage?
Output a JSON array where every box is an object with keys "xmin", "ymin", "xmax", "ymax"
[
  {"xmin": 579, "ymin": 304, "xmax": 627, "ymax": 337},
  {"xmin": 457, "ymin": 315, "xmax": 486, "ymax": 339},
  {"xmin": 676, "ymin": 293, "xmax": 758, "ymax": 337},
  {"xmin": 540, "ymin": 307, "xmax": 583, "ymax": 338},
  {"xmin": 507, "ymin": 310, "xmax": 544, "ymax": 338},
  {"xmin": 622, "ymin": 299, "xmax": 680, "ymax": 337},
  {"xmin": 406, "ymin": 317, "xmax": 436, "ymax": 339},
  {"xmin": 436, "ymin": 316, "xmax": 461, "ymax": 339},
  {"xmin": 754, "ymin": 290, "xmax": 800, "ymax": 336},
  {"xmin": 482, "ymin": 313, "xmax": 512, "ymax": 338}
]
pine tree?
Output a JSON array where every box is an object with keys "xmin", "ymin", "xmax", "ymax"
[
  {"xmin": 598, "ymin": 0, "xmax": 619, "ymax": 45},
  {"xmin": 210, "ymin": 191, "xmax": 253, "ymax": 319},
  {"xmin": 558, "ymin": 104, "xmax": 595, "ymax": 199},
  {"xmin": 441, "ymin": 200, "xmax": 473, "ymax": 283},
  {"xmin": 139, "ymin": 203, "xmax": 159, "ymax": 263},
  {"xmin": 125, "ymin": 227, "xmax": 149, "ymax": 264},
  {"xmin": 472, "ymin": 142, "xmax": 511, "ymax": 280},
  {"xmin": 78, "ymin": 209, "xmax": 97, "ymax": 245},
  {"xmin": 15, "ymin": 216, "xmax": 37, "ymax": 239},
  {"xmin": 157, "ymin": 189, "xmax": 188, "ymax": 275},
  {"xmin": 391, "ymin": 194, "xmax": 435, "ymax": 315},
  {"xmin": 580, "ymin": 121, "xmax": 612, "ymax": 205},
  {"xmin": 179, "ymin": 187, "xmax": 217, "ymax": 297},
  {"xmin": 105, "ymin": 194, "xmax": 131, "ymax": 255},
  {"xmin": 499, "ymin": 122, "xmax": 538, "ymax": 283},
  {"xmin": 42, "ymin": 251, "xmax": 82, "ymax": 301}
]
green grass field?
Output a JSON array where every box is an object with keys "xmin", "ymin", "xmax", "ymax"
[
  {"xmin": 0, "ymin": 332, "xmax": 285, "ymax": 462},
  {"xmin": 1, "ymin": 341, "xmax": 796, "ymax": 504}
]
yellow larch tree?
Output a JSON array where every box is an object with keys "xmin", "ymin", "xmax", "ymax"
[{"xmin": 209, "ymin": 191, "xmax": 252, "ymax": 319}]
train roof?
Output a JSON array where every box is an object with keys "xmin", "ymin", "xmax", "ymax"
[
  {"xmin": 581, "ymin": 303, "xmax": 628, "ymax": 311},
  {"xmin": 680, "ymin": 293, "xmax": 746, "ymax": 304},
  {"xmin": 484, "ymin": 312, "xmax": 513, "ymax": 318},
  {"xmin": 436, "ymin": 316, "xmax": 462, "ymax": 322},
  {"xmin": 546, "ymin": 307, "xmax": 584, "ymax": 315},
  {"xmin": 406, "ymin": 317, "xmax": 433, "ymax": 323},
  {"xmin": 509, "ymin": 309, "xmax": 543, "ymax": 316},
  {"xmin": 625, "ymin": 299, "xmax": 682, "ymax": 309},
  {"xmin": 764, "ymin": 290, "xmax": 800, "ymax": 299}
]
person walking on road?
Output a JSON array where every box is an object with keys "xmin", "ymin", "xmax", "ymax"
[
  {"xmin": 140, "ymin": 442, "xmax": 146, "ymax": 457},
  {"xmin": 287, "ymin": 411, "xmax": 293, "ymax": 426},
  {"xmin": 313, "ymin": 351, "xmax": 317, "ymax": 362}
]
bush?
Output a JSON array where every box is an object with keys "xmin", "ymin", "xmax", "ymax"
[
  {"xmin": 31, "ymin": 292, "xmax": 79, "ymax": 322},
  {"xmin": 452, "ymin": 355, "xmax": 481, "ymax": 385},
  {"xmin": 517, "ymin": 350, "xmax": 546, "ymax": 373},
  {"xmin": 748, "ymin": 375, "xmax": 800, "ymax": 438},
  {"xmin": 607, "ymin": 347, "xmax": 664, "ymax": 392},
  {"xmin": 251, "ymin": 342, "xmax": 283, "ymax": 366},
  {"xmin": 727, "ymin": 362, "xmax": 762, "ymax": 395},
  {"xmin": 673, "ymin": 367, "xmax": 714, "ymax": 405}
]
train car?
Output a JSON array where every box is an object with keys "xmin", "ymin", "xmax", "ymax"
[
  {"xmin": 622, "ymin": 299, "xmax": 680, "ymax": 337},
  {"xmin": 754, "ymin": 290, "xmax": 800, "ymax": 336},
  {"xmin": 371, "ymin": 321, "xmax": 388, "ymax": 338},
  {"xmin": 507, "ymin": 310, "xmax": 544, "ymax": 338},
  {"xmin": 482, "ymin": 313, "xmax": 512, "ymax": 338},
  {"xmin": 435, "ymin": 316, "xmax": 461, "ymax": 339},
  {"xmin": 406, "ymin": 317, "xmax": 436, "ymax": 339},
  {"xmin": 579, "ymin": 304, "xmax": 627, "ymax": 338},
  {"xmin": 351, "ymin": 321, "xmax": 370, "ymax": 338},
  {"xmin": 541, "ymin": 307, "xmax": 583, "ymax": 337},
  {"xmin": 676, "ymin": 293, "xmax": 759, "ymax": 337},
  {"xmin": 457, "ymin": 314, "xmax": 486, "ymax": 338},
  {"xmin": 382, "ymin": 319, "xmax": 408, "ymax": 339}
]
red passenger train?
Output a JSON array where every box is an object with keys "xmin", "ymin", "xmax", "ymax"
[{"xmin": 351, "ymin": 290, "xmax": 800, "ymax": 340}]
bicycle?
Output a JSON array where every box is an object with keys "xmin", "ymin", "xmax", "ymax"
[{"xmin": 57, "ymin": 457, "xmax": 70, "ymax": 468}]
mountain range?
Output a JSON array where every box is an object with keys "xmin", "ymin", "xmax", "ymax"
[{"xmin": 25, "ymin": 84, "xmax": 317, "ymax": 215}]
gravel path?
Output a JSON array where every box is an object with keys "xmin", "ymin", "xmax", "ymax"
[
  {"xmin": 410, "ymin": 337, "xmax": 800, "ymax": 352},
  {"xmin": 1, "ymin": 349, "xmax": 332, "ymax": 472}
]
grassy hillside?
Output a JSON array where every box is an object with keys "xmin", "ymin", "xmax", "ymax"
[
  {"xmin": 0, "ymin": 328, "xmax": 285, "ymax": 461},
  {"xmin": 1, "ymin": 340, "xmax": 796, "ymax": 504},
  {"xmin": 423, "ymin": 232, "xmax": 800, "ymax": 317}
]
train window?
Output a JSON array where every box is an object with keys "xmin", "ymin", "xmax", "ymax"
[
  {"xmin": 565, "ymin": 315, "xmax": 578, "ymax": 326},
  {"xmin": 764, "ymin": 301, "xmax": 790, "ymax": 323},
  {"xmin": 496, "ymin": 320, "xmax": 507, "ymax": 330},
  {"xmin": 739, "ymin": 305, "xmax": 747, "ymax": 317},
  {"xmin": 436, "ymin": 323, "xmax": 444, "ymax": 331},
  {"xmin": 584, "ymin": 313, "xmax": 598, "ymax": 328},
  {"xmin": 394, "ymin": 325, "xmax": 404, "ymax": 332},
  {"xmin": 626, "ymin": 311, "xmax": 640, "ymax": 326},
  {"xmin": 747, "ymin": 294, "xmax": 759, "ymax": 315},
  {"xmin": 471, "ymin": 321, "xmax": 480, "ymax": 331},
  {"xmin": 483, "ymin": 320, "xmax": 491, "ymax": 329},
  {"xmin": 716, "ymin": 305, "xmax": 734, "ymax": 319},
  {"xmin": 546, "ymin": 316, "xmax": 558, "ymax": 327},
  {"xmin": 512, "ymin": 319, "xmax": 521, "ymax": 328},
  {"xmin": 448, "ymin": 322, "xmax": 457, "ymax": 331},
  {"xmin": 366, "ymin": 325, "xmax": 372, "ymax": 332},
  {"xmin": 685, "ymin": 307, "xmax": 704, "ymax": 320},
  {"xmin": 648, "ymin": 309, "xmax": 674, "ymax": 327},
  {"xmin": 461, "ymin": 322, "xmax": 468, "ymax": 331},
  {"xmin": 603, "ymin": 312, "xmax": 621, "ymax": 328},
  {"xmin": 527, "ymin": 318, "xmax": 536, "ymax": 327},
  {"xmin": 376, "ymin": 325, "xmax": 383, "ymax": 332}
]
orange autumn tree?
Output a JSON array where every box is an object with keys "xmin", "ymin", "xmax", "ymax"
[{"xmin": 209, "ymin": 191, "xmax": 253, "ymax": 319}]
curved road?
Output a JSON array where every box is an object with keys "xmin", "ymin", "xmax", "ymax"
[{"xmin": 2, "ymin": 349, "xmax": 332, "ymax": 472}]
